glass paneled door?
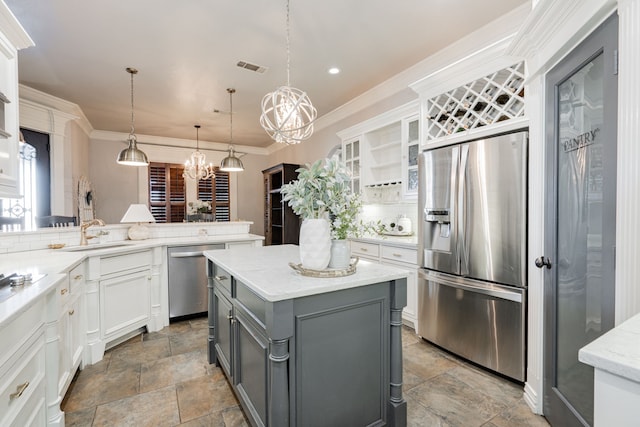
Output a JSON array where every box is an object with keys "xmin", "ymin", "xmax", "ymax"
[{"xmin": 542, "ymin": 14, "xmax": 618, "ymax": 427}]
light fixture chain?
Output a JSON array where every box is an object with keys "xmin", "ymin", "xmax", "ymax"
[
  {"xmin": 286, "ymin": 0, "xmax": 290, "ymax": 87},
  {"xmin": 130, "ymin": 71, "xmax": 135, "ymax": 135},
  {"xmin": 229, "ymin": 90, "xmax": 233, "ymax": 144}
]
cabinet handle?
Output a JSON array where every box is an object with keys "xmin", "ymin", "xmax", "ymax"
[
  {"xmin": 215, "ymin": 275, "xmax": 229, "ymax": 281},
  {"xmin": 61, "ymin": 288, "xmax": 68, "ymax": 295},
  {"xmin": 9, "ymin": 381, "xmax": 29, "ymax": 400},
  {"xmin": 69, "ymin": 309, "xmax": 75, "ymax": 315},
  {"xmin": 73, "ymin": 274, "xmax": 83, "ymax": 280},
  {"xmin": 392, "ymin": 253, "xmax": 403, "ymax": 258},
  {"xmin": 360, "ymin": 248, "xmax": 368, "ymax": 252},
  {"xmin": 227, "ymin": 314, "xmax": 233, "ymax": 320}
]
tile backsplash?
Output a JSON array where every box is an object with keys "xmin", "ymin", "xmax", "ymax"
[
  {"xmin": 0, "ymin": 222, "xmax": 252, "ymax": 254},
  {"xmin": 361, "ymin": 201, "xmax": 418, "ymax": 232}
]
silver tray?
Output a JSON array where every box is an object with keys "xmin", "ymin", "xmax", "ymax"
[{"xmin": 289, "ymin": 257, "xmax": 359, "ymax": 278}]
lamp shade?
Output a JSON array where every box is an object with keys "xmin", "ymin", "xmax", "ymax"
[
  {"xmin": 220, "ymin": 146, "xmax": 244, "ymax": 172},
  {"xmin": 120, "ymin": 204, "xmax": 156, "ymax": 223}
]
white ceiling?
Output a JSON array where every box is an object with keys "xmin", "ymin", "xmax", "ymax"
[{"xmin": 6, "ymin": 0, "xmax": 528, "ymax": 148}]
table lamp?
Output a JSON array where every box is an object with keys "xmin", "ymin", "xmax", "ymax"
[{"xmin": 120, "ymin": 204, "xmax": 156, "ymax": 240}]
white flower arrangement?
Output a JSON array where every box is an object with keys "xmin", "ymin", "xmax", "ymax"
[
  {"xmin": 281, "ymin": 156, "xmax": 381, "ymax": 240},
  {"xmin": 187, "ymin": 199, "xmax": 212, "ymax": 215}
]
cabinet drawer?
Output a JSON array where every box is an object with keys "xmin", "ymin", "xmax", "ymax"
[
  {"xmin": 100, "ymin": 250, "xmax": 151, "ymax": 277},
  {"xmin": 0, "ymin": 299, "xmax": 44, "ymax": 369},
  {"xmin": 381, "ymin": 245, "xmax": 417, "ymax": 265},
  {"xmin": 213, "ymin": 265, "xmax": 232, "ymax": 295},
  {"xmin": 0, "ymin": 334, "xmax": 45, "ymax": 427},
  {"xmin": 351, "ymin": 241, "xmax": 380, "ymax": 258}
]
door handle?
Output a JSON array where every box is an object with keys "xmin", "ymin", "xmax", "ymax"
[{"xmin": 535, "ymin": 256, "xmax": 552, "ymax": 269}]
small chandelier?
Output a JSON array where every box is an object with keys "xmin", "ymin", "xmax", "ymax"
[
  {"xmin": 220, "ymin": 88, "xmax": 244, "ymax": 172},
  {"xmin": 117, "ymin": 67, "xmax": 149, "ymax": 166},
  {"xmin": 259, "ymin": 0, "xmax": 317, "ymax": 145},
  {"xmin": 183, "ymin": 125, "xmax": 215, "ymax": 181}
]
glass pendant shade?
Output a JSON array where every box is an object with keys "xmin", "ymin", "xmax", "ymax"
[
  {"xmin": 117, "ymin": 67, "xmax": 149, "ymax": 166},
  {"xmin": 220, "ymin": 146, "xmax": 244, "ymax": 172},
  {"xmin": 183, "ymin": 125, "xmax": 215, "ymax": 181}
]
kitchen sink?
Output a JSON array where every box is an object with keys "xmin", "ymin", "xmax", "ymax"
[{"xmin": 62, "ymin": 242, "xmax": 134, "ymax": 252}]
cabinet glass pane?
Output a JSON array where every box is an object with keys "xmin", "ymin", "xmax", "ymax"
[
  {"xmin": 408, "ymin": 120, "xmax": 419, "ymax": 141},
  {"xmin": 353, "ymin": 160, "xmax": 359, "ymax": 177},
  {"xmin": 408, "ymin": 144, "xmax": 419, "ymax": 167},
  {"xmin": 353, "ymin": 140, "xmax": 359, "ymax": 157},
  {"xmin": 408, "ymin": 169, "xmax": 418, "ymax": 192},
  {"xmin": 345, "ymin": 144, "xmax": 352, "ymax": 161}
]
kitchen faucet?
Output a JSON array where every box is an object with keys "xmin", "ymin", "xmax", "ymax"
[{"xmin": 79, "ymin": 219, "xmax": 106, "ymax": 246}]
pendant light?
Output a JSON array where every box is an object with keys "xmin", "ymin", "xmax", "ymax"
[
  {"xmin": 117, "ymin": 67, "xmax": 149, "ymax": 166},
  {"xmin": 220, "ymin": 88, "xmax": 244, "ymax": 172},
  {"xmin": 259, "ymin": 0, "xmax": 317, "ymax": 145},
  {"xmin": 183, "ymin": 125, "xmax": 215, "ymax": 181}
]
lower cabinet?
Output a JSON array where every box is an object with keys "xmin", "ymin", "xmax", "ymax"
[
  {"xmin": 0, "ymin": 296, "xmax": 48, "ymax": 427},
  {"xmin": 58, "ymin": 262, "xmax": 85, "ymax": 399},
  {"xmin": 100, "ymin": 268, "xmax": 150, "ymax": 341},
  {"xmin": 351, "ymin": 239, "xmax": 418, "ymax": 328},
  {"xmin": 208, "ymin": 261, "xmax": 407, "ymax": 427}
]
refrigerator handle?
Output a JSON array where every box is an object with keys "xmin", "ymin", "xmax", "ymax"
[{"xmin": 458, "ymin": 144, "xmax": 470, "ymax": 276}]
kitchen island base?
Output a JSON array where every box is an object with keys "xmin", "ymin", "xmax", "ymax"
[{"xmin": 206, "ymin": 245, "xmax": 408, "ymax": 427}]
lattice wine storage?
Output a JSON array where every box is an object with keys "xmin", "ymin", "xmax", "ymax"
[{"xmin": 425, "ymin": 62, "xmax": 525, "ymax": 141}]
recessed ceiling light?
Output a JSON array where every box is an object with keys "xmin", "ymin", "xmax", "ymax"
[{"xmin": 328, "ymin": 67, "xmax": 340, "ymax": 75}]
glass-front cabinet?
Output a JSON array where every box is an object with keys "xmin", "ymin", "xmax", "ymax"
[
  {"xmin": 403, "ymin": 115, "xmax": 420, "ymax": 198},
  {"xmin": 342, "ymin": 137, "xmax": 360, "ymax": 194}
]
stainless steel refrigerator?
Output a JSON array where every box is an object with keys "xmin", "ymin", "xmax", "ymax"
[{"xmin": 417, "ymin": 130, "xmax": 528, "ymax": 381}]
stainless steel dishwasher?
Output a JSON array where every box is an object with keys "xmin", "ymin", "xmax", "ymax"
[{"xmin": 168, "ymin": 243, "xmax": 224, "ymax": 319}]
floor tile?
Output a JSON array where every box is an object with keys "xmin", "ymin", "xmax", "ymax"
[
  {"xmin": 403, "ymin": 341, "xmax": 458, "ymax": 381},
  {"xmin": 178, "ymin": 406, "xmax": 249, "ymax": 427},
  {"xmin": 176, "ymin": 375, "xmax": 240, "ymax": 423},
  {"xmin": 93, "ymin": 385, "xmax": 180, "ymax": 427},
  {"xmin": 486, "ymin": 400, "xmax": 551, "ymax": 427},
  {"xmin": 63, "ymin": 407, "xmax": 96, "ymax": 427},
  {"xmin": 407, "ymin": 372, "xmax": 507, "ymax": 426},
  {"xmin": 169, "ymin": 327, "xmax": 209, "ymax": 356}
]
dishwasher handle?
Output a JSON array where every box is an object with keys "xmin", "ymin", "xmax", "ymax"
[{"xmin": 169, "ymin": 251, "xmax": 205, "ymax": 258}]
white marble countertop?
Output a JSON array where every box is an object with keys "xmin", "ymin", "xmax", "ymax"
[
  {"xmin": 0, "ymin": 233, "xmax": 263, "ymax": 328},
  {"xmin": 204, "ymin": 244, "xmax": 409, "ymax": 302},
  {"xmin": 579, "ymin": 313, "xmax": 640, "ymax": 383},
  {"xmin": 351, "ymin": 233, "xmax": 418, "ymax": 249}
]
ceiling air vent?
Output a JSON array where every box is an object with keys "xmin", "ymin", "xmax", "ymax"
[{"xmin": 237, "ymin": 61, "xmax": 268, "ymax": 74}]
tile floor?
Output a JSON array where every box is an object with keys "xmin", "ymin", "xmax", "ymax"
[{"xmin": 62, "ymin": 317, "xmax": 550, "ymax": 426}]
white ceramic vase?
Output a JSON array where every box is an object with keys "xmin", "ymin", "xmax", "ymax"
[
  {"xmin": 299, "ymin": 218, "xmax": 331, "ymax": 270},
  {"xmin": 328, "ymin": 239, "xmax": 351, "ymax": 269}
]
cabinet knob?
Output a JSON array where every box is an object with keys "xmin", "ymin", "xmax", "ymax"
[
  {"xmin": 147, "ymin": 276, "xmax": 152, "ymax": 280},
  {"xmin": 227, "ymin": 314, "xmax": 233, "ymax": 321},
  {"xmin": 61, "ymin": 288, "xmax": 68, "ymax": 295},
  {"xmin": 69, "ymin": 309, "xmax": 75, "ymax": 315},
  {"xmin": 9, "ymin": 381, "xmax": 29, "ymax": 400},
  {"xmin": 215, "ymin": 275, "xmax": 229, "ymax": 281}
]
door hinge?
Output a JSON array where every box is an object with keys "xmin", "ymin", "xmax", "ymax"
[{"xmin": 614, "ymin": 49, "xmax": 619, "ymax": 75}]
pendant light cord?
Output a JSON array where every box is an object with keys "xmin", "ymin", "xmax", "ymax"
[
  {"xmin": 230, "ymin": 90, "xmax": 233, "ymax": 144},
  {"xmin": 126, "ymin": 67, "xmax": 138, "ymax": 138},
  {"xmin": 286, "ymin": 0, "xmax": 290, "ymax": 87}
]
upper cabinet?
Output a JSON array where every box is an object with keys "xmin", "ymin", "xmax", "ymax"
[
  {"xmin": 337, "ymin": 100, "xmax": 419, "ymax": 202},
  {"xmin": 0, "ymin": 3, "xmax": 33, "ymax": 198}
]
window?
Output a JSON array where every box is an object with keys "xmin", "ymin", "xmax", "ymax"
[
  {"xmin": 198, "ymin": 169, "xmax": 230, "ymax": 221},
  {"xmin": 149, "ymin": 163, "xmax": 186, "ymax": 223},
  {"xmin": 148, "ymin": 163, "xmax": 231, "ymax": 223}
]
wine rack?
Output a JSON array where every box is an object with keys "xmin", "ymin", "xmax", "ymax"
[{"xmin": 425, "ymin": 61, "xmax": 525, "ymax": 141}]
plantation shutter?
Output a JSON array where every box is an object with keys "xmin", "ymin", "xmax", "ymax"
[
  {"xmin": 149, "ymin": 163, "xmax": 185, "ymax": 223},
  {"xmin": 197, "ymin": 168, "xmax": 230, "ymax": 221}
]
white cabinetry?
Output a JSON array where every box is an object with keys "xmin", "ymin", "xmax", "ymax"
[
  {"xmin": 0, "ymin": 2, "xmax": 33, "ymax": 198},
  {"xmin": 350, "ymin": 239, "xmax": 418, "ymax": 327},
  {"xmin": 0, "ymin": 294, "xmax": 47, "ymax": 427},
  {"xmin": 85, "ymin": 249, "xmax": 153, "ymax": 363},
  {"xmin": 57, "ymin": 263, "xmax": 84, "ymax": 400},
  {"xmin": 337, "ymin": 100, "xmax": 419, "ymax": 201}
]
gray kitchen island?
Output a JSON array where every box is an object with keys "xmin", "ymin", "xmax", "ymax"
[{"xmin": 204, "ymin": 244, "xmax": 408, "ymax": 427}]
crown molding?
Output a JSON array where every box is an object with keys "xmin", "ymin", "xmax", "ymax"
[
  {"xmin": 0, "ymin": 2, "xmax": 34, "ymax": 50},
  {"xmin": 91, "ymin": 130, "xmax": 269, "ymax": 156},
  {"xmin": 19, "ymin": 84, "xmax": 94, "ymax": 135},
  {"xmin": 507, "ymin": 0, "xmax": 617, "ymax": 78}
]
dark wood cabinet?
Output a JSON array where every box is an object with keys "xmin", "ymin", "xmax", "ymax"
[{"xmin": 262, "ymin": 163, "xmax": 300, "ymax": 245}]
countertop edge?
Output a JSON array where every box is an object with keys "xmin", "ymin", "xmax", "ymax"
[{"xmin": 579, "ymin": 313, "xmax": 640, "ymax": 383}]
